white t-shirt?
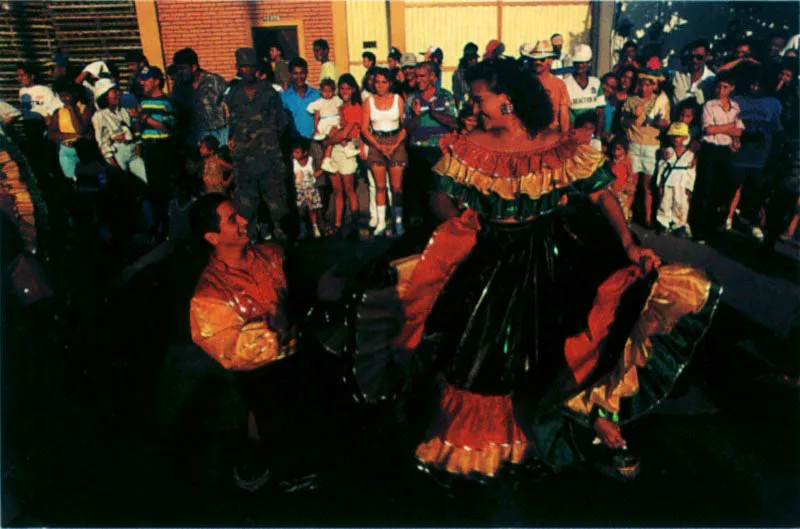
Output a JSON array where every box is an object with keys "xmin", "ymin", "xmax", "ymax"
[
  {"xmin": 307, "ymin": 96, "xmax": 342, "ymax": 136},
  {"xmin": 293, "ymin": 157, "xmax": 316, "ymax": 188},
  {"xmin": 19, "ymin": 85, "xmax": 62, "ymax": 119},
  {"xmin": 563, "ymin": 75, "xmax": 606, "ymax": 113}
]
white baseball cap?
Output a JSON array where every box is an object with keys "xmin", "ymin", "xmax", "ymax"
[
  {"xmin": 93, "ymin": 78, "xmax": 117, "ymax": 100},
  {"xmin": 572, "ymin": 44, "xmax": 593, "ymax": 63}
]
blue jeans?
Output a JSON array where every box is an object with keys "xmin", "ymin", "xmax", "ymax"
[
  {"xmin": 188, "ymin": 127, "xmax": 229, "ymax": 148},
  {"xmin": 113, "ymin": 142, "xmax": 147, "ymax": 184},
  {"xmin": 58, "ymin": 144, "xmax": 79, "ymax": 179}
]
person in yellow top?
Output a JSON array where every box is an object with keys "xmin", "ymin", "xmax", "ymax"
[
  {"xmin": 48, "ymin": 79, "xmax": 92, "ymax": 181},
  {"xmin": 313, "ymin": 39, "xmax": 339, "ymax": 87}
]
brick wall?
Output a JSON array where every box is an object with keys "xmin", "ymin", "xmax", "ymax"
[{"xmin": 155, "ymin": 0, "xmax": 335, "ymax": 84}]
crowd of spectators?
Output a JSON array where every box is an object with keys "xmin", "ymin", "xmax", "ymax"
[{"xmin": 1, "ymin": 27, "xmax": 799, "ymax": 265}]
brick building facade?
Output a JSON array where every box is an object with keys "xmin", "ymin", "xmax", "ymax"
[{"xmin": 154, "ymin": 0, "xmax": 337, "ymax": 84}]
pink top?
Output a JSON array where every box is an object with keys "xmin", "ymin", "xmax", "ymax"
[{"xmin": 702, "ymin": 99, "xmax": 745, "ymax": 146}]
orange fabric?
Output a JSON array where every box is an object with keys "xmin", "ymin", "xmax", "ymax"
[
  {"xmin": 538, "ymin": 73, "xmax": 571, "ymax": 132},
  {"xmin": 190, "ymin": 243, "xmax": 295, "ymax": 371},
  {"xmin": 432, "ymin": 130, "xmax": 603, "ymax": 203},
  {"xmin": 564, "ymin": 265, "xmax": 643, "ymax": 384},
  {"xmin": 415, "ymin": 377, "xmax": 529, "ymax": 476},
  {"xmin": 340, "ymin": 102, "xmax": 362, "ymax": 139},
  {"xmin": 610, "ymin": 157, "xmax": 636, "ymax": 194},
  {"xmin": 565, "ymin": 264, "xmax": 715, "ymax": 416},
  {"xmin": 393, "ymin": 209, "xmax": 481, "ymax": 351}
]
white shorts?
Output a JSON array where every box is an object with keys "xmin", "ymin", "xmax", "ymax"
[{"xmin": 629, "ymin": 143, "xmax": 659, "ymax": 176}]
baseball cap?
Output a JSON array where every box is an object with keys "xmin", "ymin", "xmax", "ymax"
[
  {"xmin": 667, "ymin": 122, "xmax": 689, "ymax": 137},
  {"xmin": 463, "ymin": 42, "xmax": 479, "ymax": 59},
  {"xmin": 572, "ymin": 44, "xmax": 593, "ymax": 63},
  {"xmin": 484, "ymin": 39, "xmax": 505, "ymax": 59},
  {"xmin": 400, "ymin": 52, "xmax": 417, "ymax": 68},
  {"xmin": 93, "ymin": 78, "xmax": 117, "ymax": 100},
  {"xmin": 138, "ymin": 66, "xmax": 163, "ymax": 80},
  {"xmin": 388, "ymin": 47, "xmax": 402, "ymax": 61}
]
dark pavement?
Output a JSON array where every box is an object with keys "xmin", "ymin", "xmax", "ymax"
[{"xmin": 3, "ymin": 220, "xmax": 799, "ymax": 527}]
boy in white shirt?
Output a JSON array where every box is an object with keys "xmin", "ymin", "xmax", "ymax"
[{"xmin": 656, "ymin": 122, "xmax": 696, "ymax": 237}]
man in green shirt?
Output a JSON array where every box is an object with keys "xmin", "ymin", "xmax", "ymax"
[
  {"xmin": 313, "ymin": 39, "xmax": 338, "ymax": 87},
  {"xmin": 268, "ymin": 44, "xmax": 290, "ymax": 90}
]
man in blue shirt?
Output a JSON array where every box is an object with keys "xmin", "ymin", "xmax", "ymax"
[{"xmin": 280, "ymin": 58, "xmax": 320, "ymax": 140}]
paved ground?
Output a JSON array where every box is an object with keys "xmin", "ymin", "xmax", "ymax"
[{"xmin": 3, "ymin": 218, "xmax": 799, "ymax": 526}]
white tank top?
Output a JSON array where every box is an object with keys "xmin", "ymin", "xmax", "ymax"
[{"xmin": 369, "ymin": 94, "xmax": 401, "ymax": 132}]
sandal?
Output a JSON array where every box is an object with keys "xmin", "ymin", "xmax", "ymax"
[{"xmin": 591, "ymin": 409, "xmax": 641, "ymax": 482}]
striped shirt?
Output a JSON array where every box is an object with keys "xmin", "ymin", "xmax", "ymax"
[{"xmin": 140, "ymin": 95, "xmax": 177, "ymax": 141}]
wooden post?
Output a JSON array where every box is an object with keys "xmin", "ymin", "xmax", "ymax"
[
  {"xmin": 332, "ymin": 0, "xmax": 350, "ymax": 74},
  {"xmin": 590, "ymin": 0, "xmax": 615, "ymax": 76},
  {"xmin": 389, "ymin": 0, "xmax": 406, "ymax": 52},
  {"xmin": 134, "ymin": 0, "xmax": 166, "ymax": 75}
]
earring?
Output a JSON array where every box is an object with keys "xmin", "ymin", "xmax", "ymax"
[{"xmin": 500, "ymin": 102, "xmax": 514, "ymax": 115}]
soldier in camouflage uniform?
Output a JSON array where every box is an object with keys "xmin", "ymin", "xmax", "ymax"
[{"xmin": 226, "ymin": 48, "xmax": 290, "ymax": 240}]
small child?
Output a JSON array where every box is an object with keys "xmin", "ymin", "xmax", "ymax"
[
  {"xmin": 608, "ymin": 137, "xmax": 637, "ymax": 223},
  {"xmin": 575, "ymin": 111, "xmax": 603, "ymax": 152},
  {"xmin": 292, "ymin": 138, "xmax": 323, "ymax": 239},
  {"xmin": 439, "ymin": 104, "xmax": 478, "ymax": 152},
  {"xmin": 198, "ymin": 135, "xmax": 233, "ymax": 195},
  {"xmin": 676, "ymin": 99, "xmax": 702, "ymax": 154},
  {"xmin": 655, "ymin": 122, "xmax": 696, "ymax": 237},
  {"xmin": 306, "ymin": 78, "xmax": 343, "ymax": 173}
]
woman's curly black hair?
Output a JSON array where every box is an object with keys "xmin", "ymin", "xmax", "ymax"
[{"xmin": 464, "ymin": 58, "xmax": 553, "ymax": 136}]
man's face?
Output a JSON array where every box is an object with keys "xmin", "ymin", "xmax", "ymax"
[
  {"xmin": 467, "ymin": 57, "xmax": 478, "ymax": 68},
  {"xmin": 402, "ymin": 66, "xmax": 416, "ymax": 86},
  {"xmin": 415, "ymin": 67, "xmax": 435, "ymax": 91},
  {"xmin": 388, "ymin": 57, "xmax": 398, "ymax": 70},
  {"xmin": 715, "ymin": 81, "xmax": 734, "ymax": 99},
  {"xmin": 690, "ymin": 46, "xmax": 707, "ymax": 71},
  {"xmin": 313, "ymin": 45, "xmax": 327, "ymax": 62},
  {"xmin": 52, "ymin": 65, "xmax": 67, "ymax": 79},
  {"xmin": 141, "ymin": 77, "xmax": 159, "ymax": 96},
  {"xmin": 128, "ymin": 61, "xmax": 141, "ymax": 75},
  {"xmin": 362, "ymin": 57, "xmax": 373, "ymax": 68},
  {"xmin": 290, "ymin": 66, "xmax": 307, "ymax": 88},
  {"xmin": 736, "ymin": 45, "xmax": 751, "ymax": 59},
  {"xmin": 206, "ymin": 201, "xmax": 249, "ymax": 249},
  {"xmin": 620, "ymin": 70, "xmax": 634, "ymax": 91},
  {"xmin": 551, "ymin": 36, "xmax": 564, "ymax": 55},
  {"xmin": 602, "ymin": 76, "xmax": 618, "ymax": 97},
  {"xmin": 622, "ymin": 46, "xmax": 636, "ymax": 61},
  {"xmin": 238, "ymin": 66, "xmax": 256, "ymax": 82},
  {"xmin": 771, "ymin": 37, "xmax": 787, "ymax": 57},
  {"xmin": 269, "ymin": 47, "xmax": 280, "ymax": 61},
  {"xmin": 16, "ymin": 69, "xmax": 33, "ymax": 87},
  {"xmin": 575, "ymin": 61, "xmax": 591, "ymax": 75},
  {"xmin": 174, "ymin": 64, "xmax": 193, "ymax": 83},
  {"xmin": 532, "ymin": 57, "xmax": 552, "ymax": 75}
]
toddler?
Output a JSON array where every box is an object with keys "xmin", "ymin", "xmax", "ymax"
[
  {"xmin": 655, "ymin": 122, "xmax": 696, "ymax": 237},
  {"xmin": 306, "ymin": 78, "xmax": 343, "ymax": 173},
  {"xmin": 575, "ymin": 111, "xmax": 603, "ymax": 152},
  {"xmin": 198, "ymin": 136, "xmax": 233, "ymax": 195},
  {"xmin": 608, "ymin": 138, "xmax": 637, "ymax": 223},
  {"xmin": 292, "ymin": 139, "xmax": 323, "ymax": 239}
]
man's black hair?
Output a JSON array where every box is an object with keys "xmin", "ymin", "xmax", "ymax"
[
  {"xmin": 313, "ymin": 39, "xmax": 329, "ymax": 50},
  {"xmin": 188, "ymin": 193, "xmax": 229, "ymax": 253},
  {"xmin": 289, "ymin": 57, "xmax": 308, "ymax": 72}
]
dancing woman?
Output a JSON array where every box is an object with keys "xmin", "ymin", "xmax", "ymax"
[{"xmin": 327, "ymin": 59, "xmax": 720, "ymax": 482}]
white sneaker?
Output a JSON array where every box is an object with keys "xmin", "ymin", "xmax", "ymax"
[
  {"xmin": 321, "ymin": 157, "xmax": 336, "ymax": 173},
  {"xmin": 751, "ymin": 226, "xmax": 764, "ymax": 241}
]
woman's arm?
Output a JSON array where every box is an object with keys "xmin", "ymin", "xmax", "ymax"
[
  {"xmin": 589, "ymin": 188, "xmax": 661, "ymax": 273},
  {"xmin": 360, "ymin": 100, "xmax": 381, "ymax": 149}
]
